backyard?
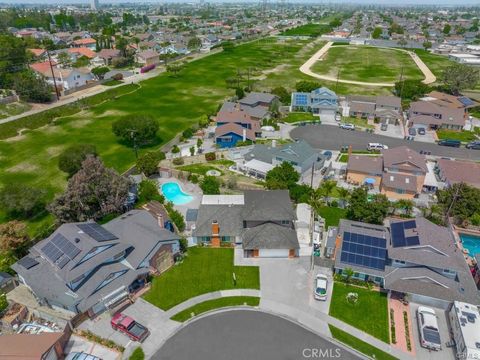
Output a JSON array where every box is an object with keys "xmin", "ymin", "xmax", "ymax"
[
  {"xmin": 329, "ymin": 282, "xmax": 390, "ymax": 343},
  {"xmin": 317, "ymin": 206, "xmax": 347, "ymax": 227},
  {"xmin": 311, "ymin": 46, "xmax": 423, "ymax": 84},
  {"xmin": 143, "ymin": 247, "xmax": 260, "ymax": 310}
]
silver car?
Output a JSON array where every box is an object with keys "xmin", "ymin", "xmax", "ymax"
[
  {"xmin": 314, "ymin": 274, "xmax": 328, "ymax": 301},
  {"xmin": 417, "ymin": 306, "xmax": 441, "ymax": 351}
]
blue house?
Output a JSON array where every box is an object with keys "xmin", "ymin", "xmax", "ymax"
[
  {"xmin": 215, "ymin": 123, "xmax": 256, "ymax": 148},
  {"xmin": 290, "ymin": 87, "xmax": 338, "ymax": 116}
]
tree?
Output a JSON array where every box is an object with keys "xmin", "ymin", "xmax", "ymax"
[
  {"xmin": 115, "ymin": 36, "xmax": 128, "ymax": 57},
  {"xmin": 138, "ymin": 179, "xmax": 164, "ymax": 204},
  {"xmin": 189, "ymin": 146, "xmax": 195, "ymax": 156},
  {"xmin": 395, "ymin": 199, "xmax": 414, "ymax": 217},
  {"xmin": 0, "ymin": 221, "xmax": 29, "ymax": 252},
  {"xmin": 0, "ymin": 183, "xmax": 46, "ymax": 218},
  {"xmin": 197, "ymin": 138, "xmax": 203, "ymax": 150},
  {"xmin": 289, "ymin": 184, "xmax": 312, "ymax": 203},
  {"xmin": 397, "ymin": 38, "xmax": 408, "ymax": 48},
  {"xmin": 295, "ymin": 80, "xmax": 321, "ymax": 93},
  {"xmin": 422, "ymin": 41, "xmax": 432, "ymax": 51},
  {"xmin": 221, "ymin": 41, "xmax": 234, "ymax": 52},
  {"xmin": 265, "ymin": 162, "xmax": 300, "ymax": 190},
  {"xmin": 271, "ymin": 86, "xmax": 289, "ymax": 104},
  {"xmin": 443, "ymin": 23, "xmax": 451, "ymax": 35},
  {"xmin": 318, "ymin": 180, "xmax": 336, "ymax": 205},
  {"xmin": 395, "ymin": 79, "xmax": 431, "ymax": 100},
  {"xmin": 337, "ymin": 188, "xmax": 350, "ymax": 208},
  {"xmin": 166, "ymin": 62, "xmax": 185, "ymax": 77},
  {"xmin": 198, "ymin": 115, "xmax": 210, "ymax": 128},
  {"xmin": 57, "ymin": 51, "xmax": 72, "ymax": 67},
  {"xmin": 91, "ymin": 66, "xmax": 110, "ymax": 80},
  {"xmin": 187, "ymin": 37, "xmax": 201, "ymax": 50},
  {"xmin": 235, "ymin": 87, "xmax": 245, "ymax": 99},
  {"xmin": 346, "ymin": 187, "xmax": 390, "ymax": 225},
  {"xmin": 112, "ymin": 115, "xmax": 159, "ymax": 145},
  {"xmin": 343, "ymin": 267, "xmax": 355, "ymax": 284},
  {"xmin": 437, "ymin": 183, "xmax": 480, "ymax": 225},
  {"xmin": 49, "ymin": 156, "xmax": 131, "ymax": 223},
  {"xmin": 371, "ymin": 27, "xmax": 383, "ymax": 39},
  {"xmin": 0, "ymin": 291, "xmax": 7, "ymax": 313},
  {"xmin": 442, "ymin": 64, "xmax": 480, "ymax": 95},
  {"xmin": 58, "ymin": 143, "xmax": 97, "ymax": 177},
  {"xmin": 171, "ymin": 145, "xmax": 180, "ymax": 154},
  {"xmin": 136, "ymin": 151, "xmax": 165, "ymax": 176},
  {"xmin": 200, "ymin": 176, "xmax": 220, "ymax": 195},
  {"xmin": 12, "ymin": 70, "xmax": 52, "ymax": 103}
]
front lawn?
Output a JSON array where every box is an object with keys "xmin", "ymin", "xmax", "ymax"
[
  {"xmin": 341, "ymin": 116, "xmax": 374, "ymax": 129},
  {"xmin": 329, "ymin": 282, "xmax": 389, "ymax": 343},
  {"xmin": 436, "ymin": 129, "xmax": 477, "ymax": 142},
  {"xmin": 338, "ymin": 154, "xmax": 349, "ymax": 163},
  {"xmin": 317, "ymin": 206, "xmax": 347, "ymax": 227},
  {"xmin": 144, "ymin": 247, "xmax": 260, "ymax": 310},
  {"xmin": 282, "ymin": 112, "xmax": 317, "ymax": 124},
  {"xmin": 329, "ymin": 325, "xmax": 396, "ymax": 360},
  {"xmin": 170, "ymin": 296, "xmax": 260, "ymax": 322}
]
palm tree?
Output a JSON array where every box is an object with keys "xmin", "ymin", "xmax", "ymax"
[
  {"xmin": 309, "ymin": 188, "xmax": 325, "ymax": 215},
  {"xmin": 319, "ymin": 180, "xmax": 337, "ymax": 205},
  {"xmin": 337, "ymin": 188, "xmax": 350, "ymax": 208},
  {"xmin": 343, "ymin": 268, "xmax": 355, "ymax": 284}
]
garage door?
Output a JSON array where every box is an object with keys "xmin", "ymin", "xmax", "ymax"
[{"xmin": 258, "ymin": 249, "xmax": 289, "ymax": 258}]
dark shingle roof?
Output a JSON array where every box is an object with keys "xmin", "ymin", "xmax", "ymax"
[
  {"xmin": 242, "ymin": 223, "xmax": 299, "ymax": 250},
  {"xmin": 243, "ymin": 190, "xmax": 296, "ymax": 222}
]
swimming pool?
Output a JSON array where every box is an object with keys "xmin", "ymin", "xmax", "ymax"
[
  {"xmin": 161, "ymin": 182, "xmax": 193, "ymax": 205},
  {"xmin": 459, "ymin": 233, "xmax": 480, "ymax": 257}
]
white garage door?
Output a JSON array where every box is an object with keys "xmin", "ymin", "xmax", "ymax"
[{"xmin": 258, "ymin": 249, "xmax": 289, "ymax": 258}]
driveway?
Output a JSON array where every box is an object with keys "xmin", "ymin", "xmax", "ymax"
[
  {"xmin": 291, "ymin": 124, "xmax": 480, "ymax": 161},
  {"xmin": 155, "ymin": 310, "xmax": 363, "ymax": 360},
  {"xmin": 64, "ymin": 334, "xmax": 121, "ymax": 360},
  {"xmin": 408, "ymin": 302, "xmax": 455, "ymax": 360}
]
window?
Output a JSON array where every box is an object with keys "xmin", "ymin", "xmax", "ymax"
[
  {"xmin": 93, "ymin": 270, "xmax": 128, "ymax": 294},
  {"xmin": 281, "ymin": 220, "xmax": 290, "ymax": 225}
]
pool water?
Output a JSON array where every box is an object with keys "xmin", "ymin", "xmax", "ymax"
[
  {"xmin": 161, "ymin": 182, "xmax": 193, "ymax": 205},
  {"xmin": 459, "ymin": 233, "xmax": 480, "ymax": 257}
]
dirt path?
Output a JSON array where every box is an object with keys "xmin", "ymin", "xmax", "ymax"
[{"xmin": 299, "ymin": 42, "xmax": 436, "ymax": 87}]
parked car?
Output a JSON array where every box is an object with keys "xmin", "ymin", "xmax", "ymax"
[
  {"xmin": 438, "ymin": 139, "xmax": 461, "ymax": 148},
  {"xmin": 314, "ymin": 274, "xmax": 328, "ymax": 301},
  {"xmin": 111, "ymin": 313, "xmax": 150, "ymax": 342},
  {"xmin": 335, "ymin": 114, "xmax": 342, "ymax": 122},
  {"xmin": 367, "ymin": 143, "xmax": 389, "ymax": 151},
  {"xmin": 339, "ymin": 123, "xmax": 355, "ymax": 130},
  {"xmin": 418, "ymin": 128, "xmax": 426, "ymax": 135},
  {"xmin": 65, "ymin": 353, "xmax": 101, "ymax": 360},
  {"xmin": 466, "ymin": 140, "xmax": 480, "ymax": 150},
  {"xmin": 417, "ymin": 306, "xmax": 441, "ymax": 351},
  {"xmin": 408, "ymin": 127, "xmax": 417, "ymax": 136},
  {"xmin": 380, "ymin": 123, "xmax": 388, "ymax": 131}
]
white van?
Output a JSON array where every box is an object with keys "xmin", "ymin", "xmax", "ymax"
[{"xmin": 367, "ymin": 143, "xmax": 389, "ymax": 151}]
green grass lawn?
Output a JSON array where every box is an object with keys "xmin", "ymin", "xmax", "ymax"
[
  {"xmin": 177, "ymin": 164, "xmax": 223, "ymax": 175},
  {"xmin": 0, "ymin": 102, "xmax": 31, "ymax": 119},
  {"xmin": 412, "ymin": 49, "xmax": 455, "ymax": 78},
  {"xmin": 329, "ymin": 282, "xmax": 389, "ymax": 343},
  {"xmin": 317, "ymin": 206, "xmax": 347, "ymax": 227},
  {"xmin": 280, "ymin": 23, "xmax": 332, "ymax": 37},
  {"xmin": 143, "ymin": 247, "xmax": 260, "ymax": 310},
  {"xmin": 170, "ymin": 296, "xmax": 260, "ymax": 322},
  {"xmin": 436, "ymin": 129, "xmax": 477, "ymax": 142},
  {"xmin": 329, "ymin": 325, "xmax": 396, "ymax": 360},
  {"xmin": 341, "ymin": 116, "xmax": 374, "ymax": 129},
  {"xmin": 282, "ymin": 112, "xmax": 318, "ymax": 123},
  {"xmin": 338, "ymin": 154, "xmax": 349, "ymax": 163},
  {"xmin": 311, "ymin": 46, "xmax": 423, "ymax": 83}
]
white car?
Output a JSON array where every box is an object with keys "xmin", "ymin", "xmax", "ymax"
[
  {"xmin": 339, "ymin": 123, "xmax": 355, "ymax": 130},
  {"xmin": 417, "ymin": 306, "xmax": 442, "ymax": 351},
  {"xmin": 335, "ymin": 114, "xmax": 342, "ymax": 122},
  {"xmin": 367, "ymin": 142, "xmax": 389, "ymax": 151},
  {"xmin": 314, "ymin": 274, "xmax": 328, "ymax": 301}
]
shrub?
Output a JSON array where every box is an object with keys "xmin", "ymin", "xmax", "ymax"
[
  {"xmin": 136, "ymin": 151, "xmax": 165, "ymax": 176},
  {"xmin": 129, "ymin": 347, "xmax": 144, "ymax": 360},
  {"xmin": 200, "ymin": 176, "xmax": 220, "ymax": 195},
  {"xmin": 205, "ymin": 152, "xmax": 216, "ymax": 161},
  {"xmin": 179, "ymin": 238, "xmax": 188, "ymax": 253},
  {"xmin": 182, "ymin": 127, "xmax": 195, "ymax": 139},
  {"xmin": 0, "ymin": 183, "xmax": 46, "ymax": 218},
  {"xmin": 390, "ymin": 308, "xmax": 396, "ymax": 344},
  {"xmin": 58, "ymin": 143, "xmax": 97, "ymax": 177},
  {"xmin": 0, "ymin": 292, "xmax": 7, "ymax": 313},
  {"xmin": 79, "ymin": 330, "xmax": 124, "ymax": 352},
  {"xmin": 169, "ymin": 208, "xmax": 185, "ymax": 232},
  {"xmin": 172, "ymin": 157, "xmax": 184, "ymax": 166},
  {"xmin": 138, "ymin": 180, "xmax": 164, "ymax": 204},
  {"xmin": 188, "ymin": 174, "xmax": 199, "ymax": 184},
  {"xmin": 403, "ymin": 311, "xmax": 412, "ymax": 351}
]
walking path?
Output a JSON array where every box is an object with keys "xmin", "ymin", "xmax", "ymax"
[{"xmin": 299, "ymin": 42, "xmax": 436, "ymax": 87}]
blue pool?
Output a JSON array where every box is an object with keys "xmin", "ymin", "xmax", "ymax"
[
  {"xmin": 161, "ymin": 182, "xmax": 193, "ymax": 205},
  {"xmin": 460, "ymin": 233, "xmax": 480, "ymax": 257}
]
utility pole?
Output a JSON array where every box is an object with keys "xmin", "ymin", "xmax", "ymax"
[
  {"xmin": 335, "ymin": 67, "xmax": 341, "ymax": 93},
  {"xmin": 309, "ymin": 163, "xmax": 315, "ymax": 271},
  {"xmin": 46, "ymin": 50, "xmax": 60, "ymax": 101}
]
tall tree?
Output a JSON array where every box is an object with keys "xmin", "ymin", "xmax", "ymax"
[
  {"xmin": 0, "ymin": 221, "xmax": 29, "ymax": 253},
  {"xmin": 58, "ymin": 143, "xmax": 97, "ymax": 177},
  {"xmin": 265, "ymin": 162, "xmax": 299, "ymax": 190},
  {"xmin": 49, "ymin": 156, "xmax": 130, "ymax": 223},
  {"xmin": 112, "ymin": 115, "xmax": 159, "ymax": 145},
  {"xmin": 442, "ymin": 64, "xmax": 480, "ymax": 95}
]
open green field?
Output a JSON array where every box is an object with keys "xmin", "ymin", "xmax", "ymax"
[
  {"xmin": 413, "ymin": 49, "xmax": 456, "ymax": 78},
  {"xmin": 143, "ymin": 247, "xmax": 260, "ymax": 310},
  {"xmin": 280, "ymin": 23, "xmax": 331, "ymax": 37},
  {"xmin": 311, "ymin": 46, "xmax": 424, "ymax": 84},
  {"xmin": 329, "ymin": 282, "xmax": 389, "ymax": 343},
  {"xmin": 170, "ymin": 296, "xmax": 260, "ymax": 322}
]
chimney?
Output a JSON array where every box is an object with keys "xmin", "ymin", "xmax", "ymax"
[
  {"xmin": 211, "ymin": 220, "xmax": 220, "ymax": 248},
  {"xmin": 158, "ymin": 214, "xmax": 164, "ymax": 228},
  {"xmin": 242, "ymin": 128, "xmax": 246, "ymax": 142}
]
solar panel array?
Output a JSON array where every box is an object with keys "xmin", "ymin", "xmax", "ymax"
[
  {"xmin": 77, "ymin": 223, "xmax": 118, "ymax": 242},
  {"xmin": 294, "ymin": 94, "xmax": 309, "ymax": 106},
  {"xmin": 41, "ymin": 233, "xmax": 81, "ymax": 269},
  {"xmin": 458, "ymin": 96, "xmax": 475, "ymax": 107},
  {"xmin": 17, "ymin": 256, "xmax": 39, "ymax": 269},
  {"xmin": 340, "ymin": 231, "xmax": 387, "ymax": 271},
  {"xmin": 391, "ymin": 220, "xmax": 420, "ymax": 248}
]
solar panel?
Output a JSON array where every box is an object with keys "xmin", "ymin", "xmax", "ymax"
[
  {"xmin": 77, "ymin": 223, "xmax": 118, "ymax": 242},
  {"xmin": 391, "ymin": 222, "xmax": 406, "ymax": 247},
  {"xmin": 403, "ymin": 220, "xmax": 416, "ymax": 229},
  {"xmin": 57, "ymin": 256, "xmax": 70, "ymax": 269},
  {"xmin": 51, "ymin": 233, "xmax": 81, "ymax": 260},
  {"xmin": 340, "ymin": 230, "xmax": 387, "ymax": 271},
  {"xmin": 405, "ymin": 236, "xmax": 420, "ymax": 246},
  {"xmin": 41, "ymin": 242, "xmax": 62, "ymax": 262},
  {"xmin": 458, "ymin": 96, "xmax": 475, "ymax": 107},
  {"xmin": 17, "ymin": 256, "xmax": 39, "ymax": 269}
]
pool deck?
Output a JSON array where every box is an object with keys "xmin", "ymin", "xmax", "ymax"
[
  {"xmin": 157, "ymin": 177, "xmax": 202, "ymax": 217},
  {"xmin": 454, "ymin": 226, "xmax": 480, "ymax": 265}
]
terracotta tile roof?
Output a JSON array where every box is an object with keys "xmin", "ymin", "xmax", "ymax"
[
  {"xmin": 30, "ymin": 61, "xmax": 57, "ymax": 75},
  {"xmin": 215, "ymin": 123, "xmax": 255, "ymax": 141},
  {"xmin": 0, "ymin": 332, "xmax": 64, "ymax": 360},
  {"xmin": 72, "ymin": 37, "xmax": 96, "ymax": 45},
  {"xmin": 28, "ymin": 48, "xmax": 46, "ymax": 57},
  {"xmin": 67, "ymin": 47, "xmax": 96, "ymax": 58}
]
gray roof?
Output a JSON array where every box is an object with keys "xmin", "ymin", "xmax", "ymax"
[
  {"xmin": 0, "ymin": 272, "xmax": 13, "ymax": 285},
  {"xmin": 185, "ymin": 209, "xmax": 198, "ymax": 222},
  {"xmin": 219, "ymin": 101, "xmax": 269, "ymax": 120},
  {"xmin": 381, "ymin": 173, "xmax": 418, "ymax": 192},
  {"xmin": 239, "ymin": 92, "xmax": 277, "ymax": 107},
  {"xmin": 347, "ymin": 155, "xmax": 383, "ymax": 175},
  {"xmin": 382, "ymin": 146, "xmax": 427, "ymax": 173},
  {"xmin": 243, "ymin": 190, "xmax": 296, "ymax": 222},
  {"xmin": 242, "ymin": 223, "xmax": 299, "ymax": 250},
  {"xmin": 193, "ymin": 205, "xmax": 244, "ymax": 237}
]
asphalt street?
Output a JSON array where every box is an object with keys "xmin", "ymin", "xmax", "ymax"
[
  {"xmin": 155, "ymin": 310, "xmax": 363, "ymax": 360},
  {"xmin": 290, "ymin": 124, "xmax": 480, "ymax": 161}
]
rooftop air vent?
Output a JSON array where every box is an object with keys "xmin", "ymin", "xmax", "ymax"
[{"xmin": 74, "ymin": 238, "xmax": 80, "ymax": 243}]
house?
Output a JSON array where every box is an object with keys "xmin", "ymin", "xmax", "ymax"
[
  {"xmin": 239, "ymin": 92, "xmax": 279, "ymax": 110},
  {"xmin": 193, "ymin": 190, "xmax": 299, "ymax": 258},
  {"xmin": 448, "ymin": 301, "xmax": 480, "ymax": 360},
  {"xmin": 0, "ymin": 272, "xmax": 17, "ymax": 293},
  {"xmin": 71, "ymin": 38, "xmax": 97, "ymax": 50},
  {"xmin": 334, "ymin": 218, "xmax": 479, "ymax": 308},
  {"xmin": 347, "ymin": 95, "xmax": 402, "ymax": 123},
  {"xmin": 12, "ymin": 210, "xmax": 180, "ymax": 317},
  {"xmin": 0, "ymin": 332, "xmax": 69, "ymax": 360},
  {"xmin": 409, "ymin": 91, "xmax": 476, "ymax": 130},
  {"xmin": 215, "ymin": 107, "xmax": 260, "ymax": 148},
  {"xmin": 67, "ymin": 47, "xmax": 96, "ymax": 59},
  {"xmin": 290, "ymin": 87, "xmax": 338, "ymax": 117},
  {"xmin": 30, "ymin": 63, "xmax": 94, "ymax": 92},
  {"xmin": 93, "ymin": 49, "xmax": 121, "ymax": 66},
  {"xmin": 135, "ymin": 50, "xmax": 160, "ymax": 66},
  {"xmin": 242, "ymin": 140, "xmax": 326, "ymax": 177},
  {"xmin": 436, "ymin": 158, "xmax": 480, "ymax": 189},
  {"xmin": 28, "ymin": 48, "xmax": 46, "ymax": 59},
  {"xmin": 346, "ymin": 146, "xmax": 427, "ymax": 199}
]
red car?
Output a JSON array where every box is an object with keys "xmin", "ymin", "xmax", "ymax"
[{"xmin": 111, "ymin": 313, "xmax": 150, "ymax": 342}]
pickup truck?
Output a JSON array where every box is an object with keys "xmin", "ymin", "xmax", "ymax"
[{"xmin": 111, "ymin": 313, "xmax": 150, "ymax": 342}]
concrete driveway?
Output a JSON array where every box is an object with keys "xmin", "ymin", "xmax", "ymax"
[
  {"xmin": 64, "ymin": 334, "xmax": 121, "ymax": 360},
  {"xmin": 408, "ymin": 302, "xmax": 456, "ymax": 360}
]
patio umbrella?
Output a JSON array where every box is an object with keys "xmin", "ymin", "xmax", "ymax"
[{"xmin": 364, "ymin": 178, "xmax": 376, "ymax": 185}]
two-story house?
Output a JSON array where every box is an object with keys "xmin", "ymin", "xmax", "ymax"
[
  {"xmin": 290, "ymin": 87, "xmax": 338, "ymax": 117},
  {"xmin": 193, "ymin": 190, "xmax": 299, "ymax": 258},
  {"xmin": 347, "ymin": 95, "xmax": 402, "ymax": 123},
  {"xmin": 215, "ymin": 107, "xmax": 260, "ymax": 148},
  {"xmin": 12, "ymin": 210, "xmax": 180, "ymax": 318}
]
